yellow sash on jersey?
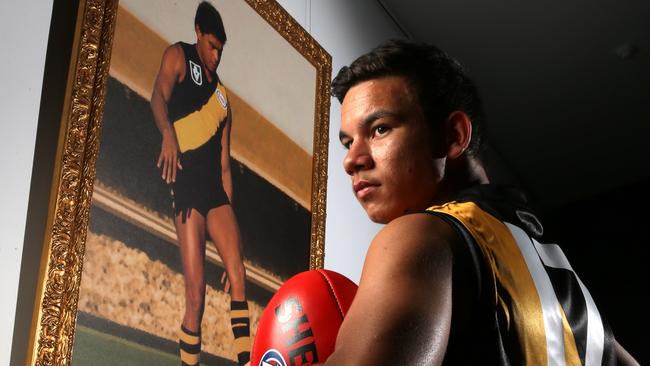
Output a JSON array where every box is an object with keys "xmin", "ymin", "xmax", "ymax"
[
  {"xmin": 427, "ymin": 201, "xmax": 581, "ymax": 366},
  {"xmin": 174, "ymin": 82, "xmax": 229, "ymax": 153}
]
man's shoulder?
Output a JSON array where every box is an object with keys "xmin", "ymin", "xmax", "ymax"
[
  {"xmin": 381, "ymin": 212, "xmax": 458, "ymax": 242},
  {"xmin": 159, "ymin": 43, "xmax": 187, "ymax": 78},
  {"xmin": 164, "ymin": 42, "xmax": 185, "ymax": 58},
  {"xmin": 365, "ymin": 213, "xmax": 459, "ymax": 269}
]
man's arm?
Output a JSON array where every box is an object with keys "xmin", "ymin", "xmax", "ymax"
[
  {"xmin": 220, "ymin": 106, "xmax": 233, "ymax": 201},
  {"xmin": 150, "ymin": 44, "xmax": 184, "ymax": 184},
  {"xmin": 320, "ymin": 213, "xmax": 460, "ymax": 365}
]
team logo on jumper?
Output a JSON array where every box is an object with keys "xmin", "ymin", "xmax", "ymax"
[
  {"xmin": 189, "ymin": 60, "xmax": 202, "ymax": 85},
  {"xmin": 216, "ymin": 88, "xmax": 227, "ymax": 109},
  {"xmin": 259, "ymin": 349, "xmax": 286, "ymax": 366}
]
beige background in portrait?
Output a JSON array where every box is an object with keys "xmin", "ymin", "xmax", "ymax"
[{"xmin": 111, "ymin": 0, "xmax": 317, "ymax": 209}]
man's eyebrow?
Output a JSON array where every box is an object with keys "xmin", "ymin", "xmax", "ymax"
[
  {"xmin": 210, "ymin": 40, "xmax": 222, "ymax": 50},
  {"xmin": 364, "ymin": 110, "xmax": 398, "ymax": 124},
  {"xmin": 339, "ymin": 110, "xmax": 398, "ymax": 142}
]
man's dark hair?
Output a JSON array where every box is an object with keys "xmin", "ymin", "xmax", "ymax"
[
  {"xmin": 195, "ymin": 1, "xmax": 227, "ymax": 44},
  {"xmin": 332, "ymin": 39, "xmax": 484, "ymax": 157}
]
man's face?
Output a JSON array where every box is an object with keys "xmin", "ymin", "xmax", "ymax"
[
  {"xmin": 339, "ymin": 76, "xmax": 445, "ymax": 224},
  {"xmin": 196, "ymin": 28, "xmax": 223, "ymax": 73}
]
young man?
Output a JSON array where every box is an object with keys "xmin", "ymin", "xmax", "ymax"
[
  {"xmin": 150, "ymin": 2, "xmax": 250, "ymax": 366},
  {"xmin": 322, "ymin": 39, "xmax": 639, "ymax": 365}
]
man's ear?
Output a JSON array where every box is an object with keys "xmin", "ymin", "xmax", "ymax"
[
  {"xmin": 445, "ymin": 111, "xmax": 472, "ymax": 159},
  {"xmin": 195, "ymin": 25, "xmax": 202, "ymax": 39}
]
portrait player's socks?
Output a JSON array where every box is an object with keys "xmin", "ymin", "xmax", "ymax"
[
  {"xmin": 230, "ymin": 300, "xmax": 251, "ymax": 366},
  {"xmin": 179, "ymin": 325, "xmax": 201, "ymax": 366}
]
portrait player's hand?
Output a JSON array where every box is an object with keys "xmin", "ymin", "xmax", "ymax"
[{"xmin": 158, "ymin": 129, "xmax": 183, "ymax": 184}]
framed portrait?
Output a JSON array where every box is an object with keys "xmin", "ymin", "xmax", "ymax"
[{"xmin": 24, "ymin": 0, "xmax": 331, "ymax": 365}]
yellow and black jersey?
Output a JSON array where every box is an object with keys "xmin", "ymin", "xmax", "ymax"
[
  {"xmin": 168, "ymin": 42, "xmax": 229, "ymax": 153},
  {"xmin": 426, "ymin": 185, "xmax": 616, "ymax": 365},
  {"xmin": 167, "ymin": 42, "xmax": 231, "ymax": 220}
]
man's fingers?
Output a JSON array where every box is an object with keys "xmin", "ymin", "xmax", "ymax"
[
  {"xmin": 166, "ymin": 157, "xmax": 173, "ymax": 184},
  {"xmin": 162, "ymin": 157, "xmax": 169, "ymax": 182},
  {"xmin": 157, "ymin": 152, "xmax": 163, "ymax": 169},
  {"xmin": 166, "ymin": 156, "xmax": 174, "ymax": 183},
  {"xmin": 159, "ymin": 145, "xmax": 180, "ymax": 182},
  {"xmin": 171, "ymin": 156, "xmax": 177, "ymax": 183}
]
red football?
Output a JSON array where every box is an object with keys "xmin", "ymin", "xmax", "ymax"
[{"xmin": 251, "ymin": 269, "xmax": 358, "ymax": 366}]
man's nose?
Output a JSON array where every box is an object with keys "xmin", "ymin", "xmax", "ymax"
[{"xmin": 343, "ymin": 141, "xmax": 373, "ymax": 176}]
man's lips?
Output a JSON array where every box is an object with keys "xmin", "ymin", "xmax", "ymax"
[{"xmin": 353, "ymin": 180, "xmax": 379, "ymax": 199}]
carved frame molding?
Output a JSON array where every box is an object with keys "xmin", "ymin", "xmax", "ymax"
[{"xmin": 26, "ymin": 0, "xmax": 330, "ymax": 364}]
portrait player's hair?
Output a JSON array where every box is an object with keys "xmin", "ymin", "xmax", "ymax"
[
  {"xmin": 195, "ymin": 1, "xmax": 227, "ymax": 44},
  {"xmin": 331, "ymin": 39, "xmax": 485, "ymax": 157}
]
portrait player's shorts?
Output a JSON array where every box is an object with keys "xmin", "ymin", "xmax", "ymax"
[{"xmin": 172, "ymin": 123, "xmax": 229, "ymax": 221}]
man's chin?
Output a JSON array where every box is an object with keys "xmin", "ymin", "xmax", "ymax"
[{"xmin": 364, "ymin": 207, "xmax": 392, "ymax": 225}]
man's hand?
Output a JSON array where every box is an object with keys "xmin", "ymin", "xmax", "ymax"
[{"xmin": 157, "ymin": 129, "xmax": 182, "ymax": 183}]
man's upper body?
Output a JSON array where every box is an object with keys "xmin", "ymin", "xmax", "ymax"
[
  {"xmin": 149, "ymin": 1, "xmax": 233, "ymax": 197},
  {"xmin": 318, "ymin": 40, "xmax": 639, "ymax": 365},
  {"xmin": 150, "ymin": 2, "xmax": 230, "ymax": 186}
]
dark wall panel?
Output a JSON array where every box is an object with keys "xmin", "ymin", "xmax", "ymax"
[{"xmin": 542, "ymin": 179, "xmax": 649, "ymax": 363}]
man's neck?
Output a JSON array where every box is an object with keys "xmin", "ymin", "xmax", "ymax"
[{"xmin": 433, "ymin": 155, "xmax": 489, "ymax": 205}]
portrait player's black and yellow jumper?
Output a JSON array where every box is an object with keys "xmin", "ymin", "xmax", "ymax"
[
  {"xmin": 169, "ymin": 41, "xmax": 230, "ymax": 222},
  {"xmin": 426, "ymin": 185, "xmax": 616, "ymax": 365}
]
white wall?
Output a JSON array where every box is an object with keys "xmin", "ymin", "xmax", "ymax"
[
  {"xmin": 1, "ymin": 0, "xmax": 400, "ymax": 364},
  {"xmin": 277, "ymin": 0, "xmax": 403, "ymax": 282},
  {"xmin": 0, "ymin": 1, "xmax": 53, "ymax": 365}
]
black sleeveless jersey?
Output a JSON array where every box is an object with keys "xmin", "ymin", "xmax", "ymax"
[
  {"xmin": 168, "ymin": 42, "xmax": 229, "ymax": 153},
  {"xmin": 166, "ymin": 42, "xmax": 231, "ymax": 219},
  {"xmin": 427, "ymin": 185, "xmax": 616, "ymax": 366}
]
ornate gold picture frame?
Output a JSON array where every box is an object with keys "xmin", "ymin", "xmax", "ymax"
[{"xmin": 24, "ymin": 0, "xmax": 331, "ymax": 364}]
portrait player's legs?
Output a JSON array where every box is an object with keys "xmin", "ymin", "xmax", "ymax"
[
  {"xmin": 175, "ymin": 209, "xmax": 207, "ymax": 366},
  {"xmin": 206, "ymin": 204, "xmax": 250, "ymax": 366}
]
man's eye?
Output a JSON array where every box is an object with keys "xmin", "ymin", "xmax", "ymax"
[
  {"xmin": 374, "ymin": 125, "xmax": 389, "ymax": 136},
  {"xmin": 341, "ymin": 140, "xmax": 351, "ymax": 150}
]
